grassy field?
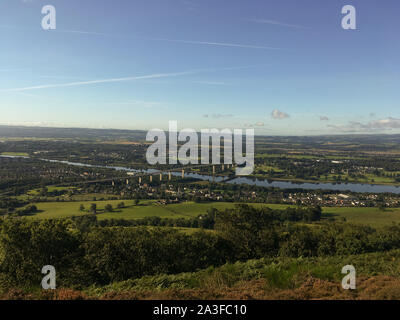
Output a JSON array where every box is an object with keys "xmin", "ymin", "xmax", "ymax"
[
  {"xmin": 0, "ymin": 152, "xmax": 29, "ymax": 156},
  {"xmin": 256, "ymin": 164, "xmax": 284, "ymax": 172},
  {"xmin": 26, "ymin": 200, "xmax": 400, "ymax": 227},
  {"xmin": 29, "ymin": 201, "xmax": 287, "ymax": 220},
  {"xmin": 18, "ymin": 187, "xmax": 116, "ymax": 202},
  {"xmin": 322, "ymin": 206, "xmax": 400, "ymax": 227},
  {"xmin": 26, "ymin": 186, "xmax": 77, "ymax": 195}
]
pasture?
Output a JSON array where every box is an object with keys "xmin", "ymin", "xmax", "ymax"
[
  {"xmin": 322, "ymin": 206, "xmax": 400, "ymax": 227},
  {"xmin": 29, "ymin": 201, "xmax": 288, "ymax": 221},
  {"xmin": 27, "ymin": 200, "xmax": 400, "ymax": 227},
  {"xmin": 1, "ymin": 152, "xmax": 29, "ymax": 156}
]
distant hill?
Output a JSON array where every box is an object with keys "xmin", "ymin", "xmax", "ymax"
[
  {"xmin": 0, "ymin": 125, "xmax": 147, "ymax": 141},
  {"xmin": 0, "ymin": 125, "xmax": 400, "ymax": 147}
]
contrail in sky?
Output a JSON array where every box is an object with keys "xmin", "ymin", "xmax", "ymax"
[
  {"xmin": 2, "ymin": 71, "xmax": 196, "ymax": 92},
  {"xmin": 245, "ymin": 18, "xmax": 310, "ymax": 30},
  {"xmin": 56, "ymin": 29, "xmax": 281, "ymax": 50},
  {"xmin": 1, "ymin": 64, "xmax": 268, "ymax": 92}
]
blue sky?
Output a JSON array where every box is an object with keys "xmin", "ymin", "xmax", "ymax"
[{"xmin": 0, "ymin": 0, "xmax": 399, "ymax": 135}]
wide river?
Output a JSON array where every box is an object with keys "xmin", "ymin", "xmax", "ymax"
[{"xmin": 2, "ymin": 155, "xmax": 400, "ymax": 194}]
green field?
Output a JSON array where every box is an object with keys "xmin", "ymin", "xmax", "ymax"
[
  {"xmin": 29, "ymin": 201, "xmax": 287, "ymax": 220},
  {"xmin": 18, "ymin": 187, "xmax": 116, "ymax": 202},
  {"xmin": 322, "ymin": 206, "xmax": 400, "ymax": 227},
  {"xmin": 1, "ymin": 152, "xmax": 29, "ymax": 156},
  {"xmin": 26, "ymin": 200, "xmax": 400, "ymax": 227}
]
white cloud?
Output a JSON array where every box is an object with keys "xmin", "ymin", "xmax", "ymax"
[
  {"xmin": 369, "ymin": 117, "xmax": 400, "ymax": 129},
  {"xmin": 320, "ymin": 116, "xmax": 329, "ymax": 121},
  {"xmin": 244, "ymin": 122, "xmax": 265, "ymax": 128},
  {"xmin": 328, "ymin": 117, "xmax": 400, "ymax": 132},
  {"xmin": 271, "ymin": 109, "xmax": 289, "ymax": 119}
]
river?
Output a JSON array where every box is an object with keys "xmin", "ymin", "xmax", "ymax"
[{"xmin": 1, "ymin": 155, "xmax": 400, "ymax": 194}]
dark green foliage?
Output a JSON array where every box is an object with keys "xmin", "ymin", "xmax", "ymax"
[
  {"xmin": 0, "ymin": 204, "xmax": 399, "ymax": 290},
  {"xmin": 215, "ymin": 204, "xmax": 279, "ymax": 260},
  {"xmin": 89, "ymin": 203, "xmax": 97, "ymax": 213},
  {"xmin": 15, "ymin": 204, "xmax": 38, "ymax": 216},
  {"xmin": 104, "ymin": 204, "xmax": 113, "ymax": 212},
  {"xmin": 71, "ymin": 215, "xmax": 98, "ymax": 233},
  {"xmin": 82, "ymin": 227, "xmax": 233, "ymax": 285},
  {"xmin": 0, "ymin": 219, "xmax": 83, "ymax": 289}
]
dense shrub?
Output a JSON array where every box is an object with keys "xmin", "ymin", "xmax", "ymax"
[
  {"xmin": 0, "ymin": 219, "xmax": 83, "ymax": 288},
  {"xmin": 81, "ymin": 227, "xmax": 234, "ymax": 285},
  {"xmin": 0, "ymin": 204, "xmax": 399, "ymax": 289}
]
